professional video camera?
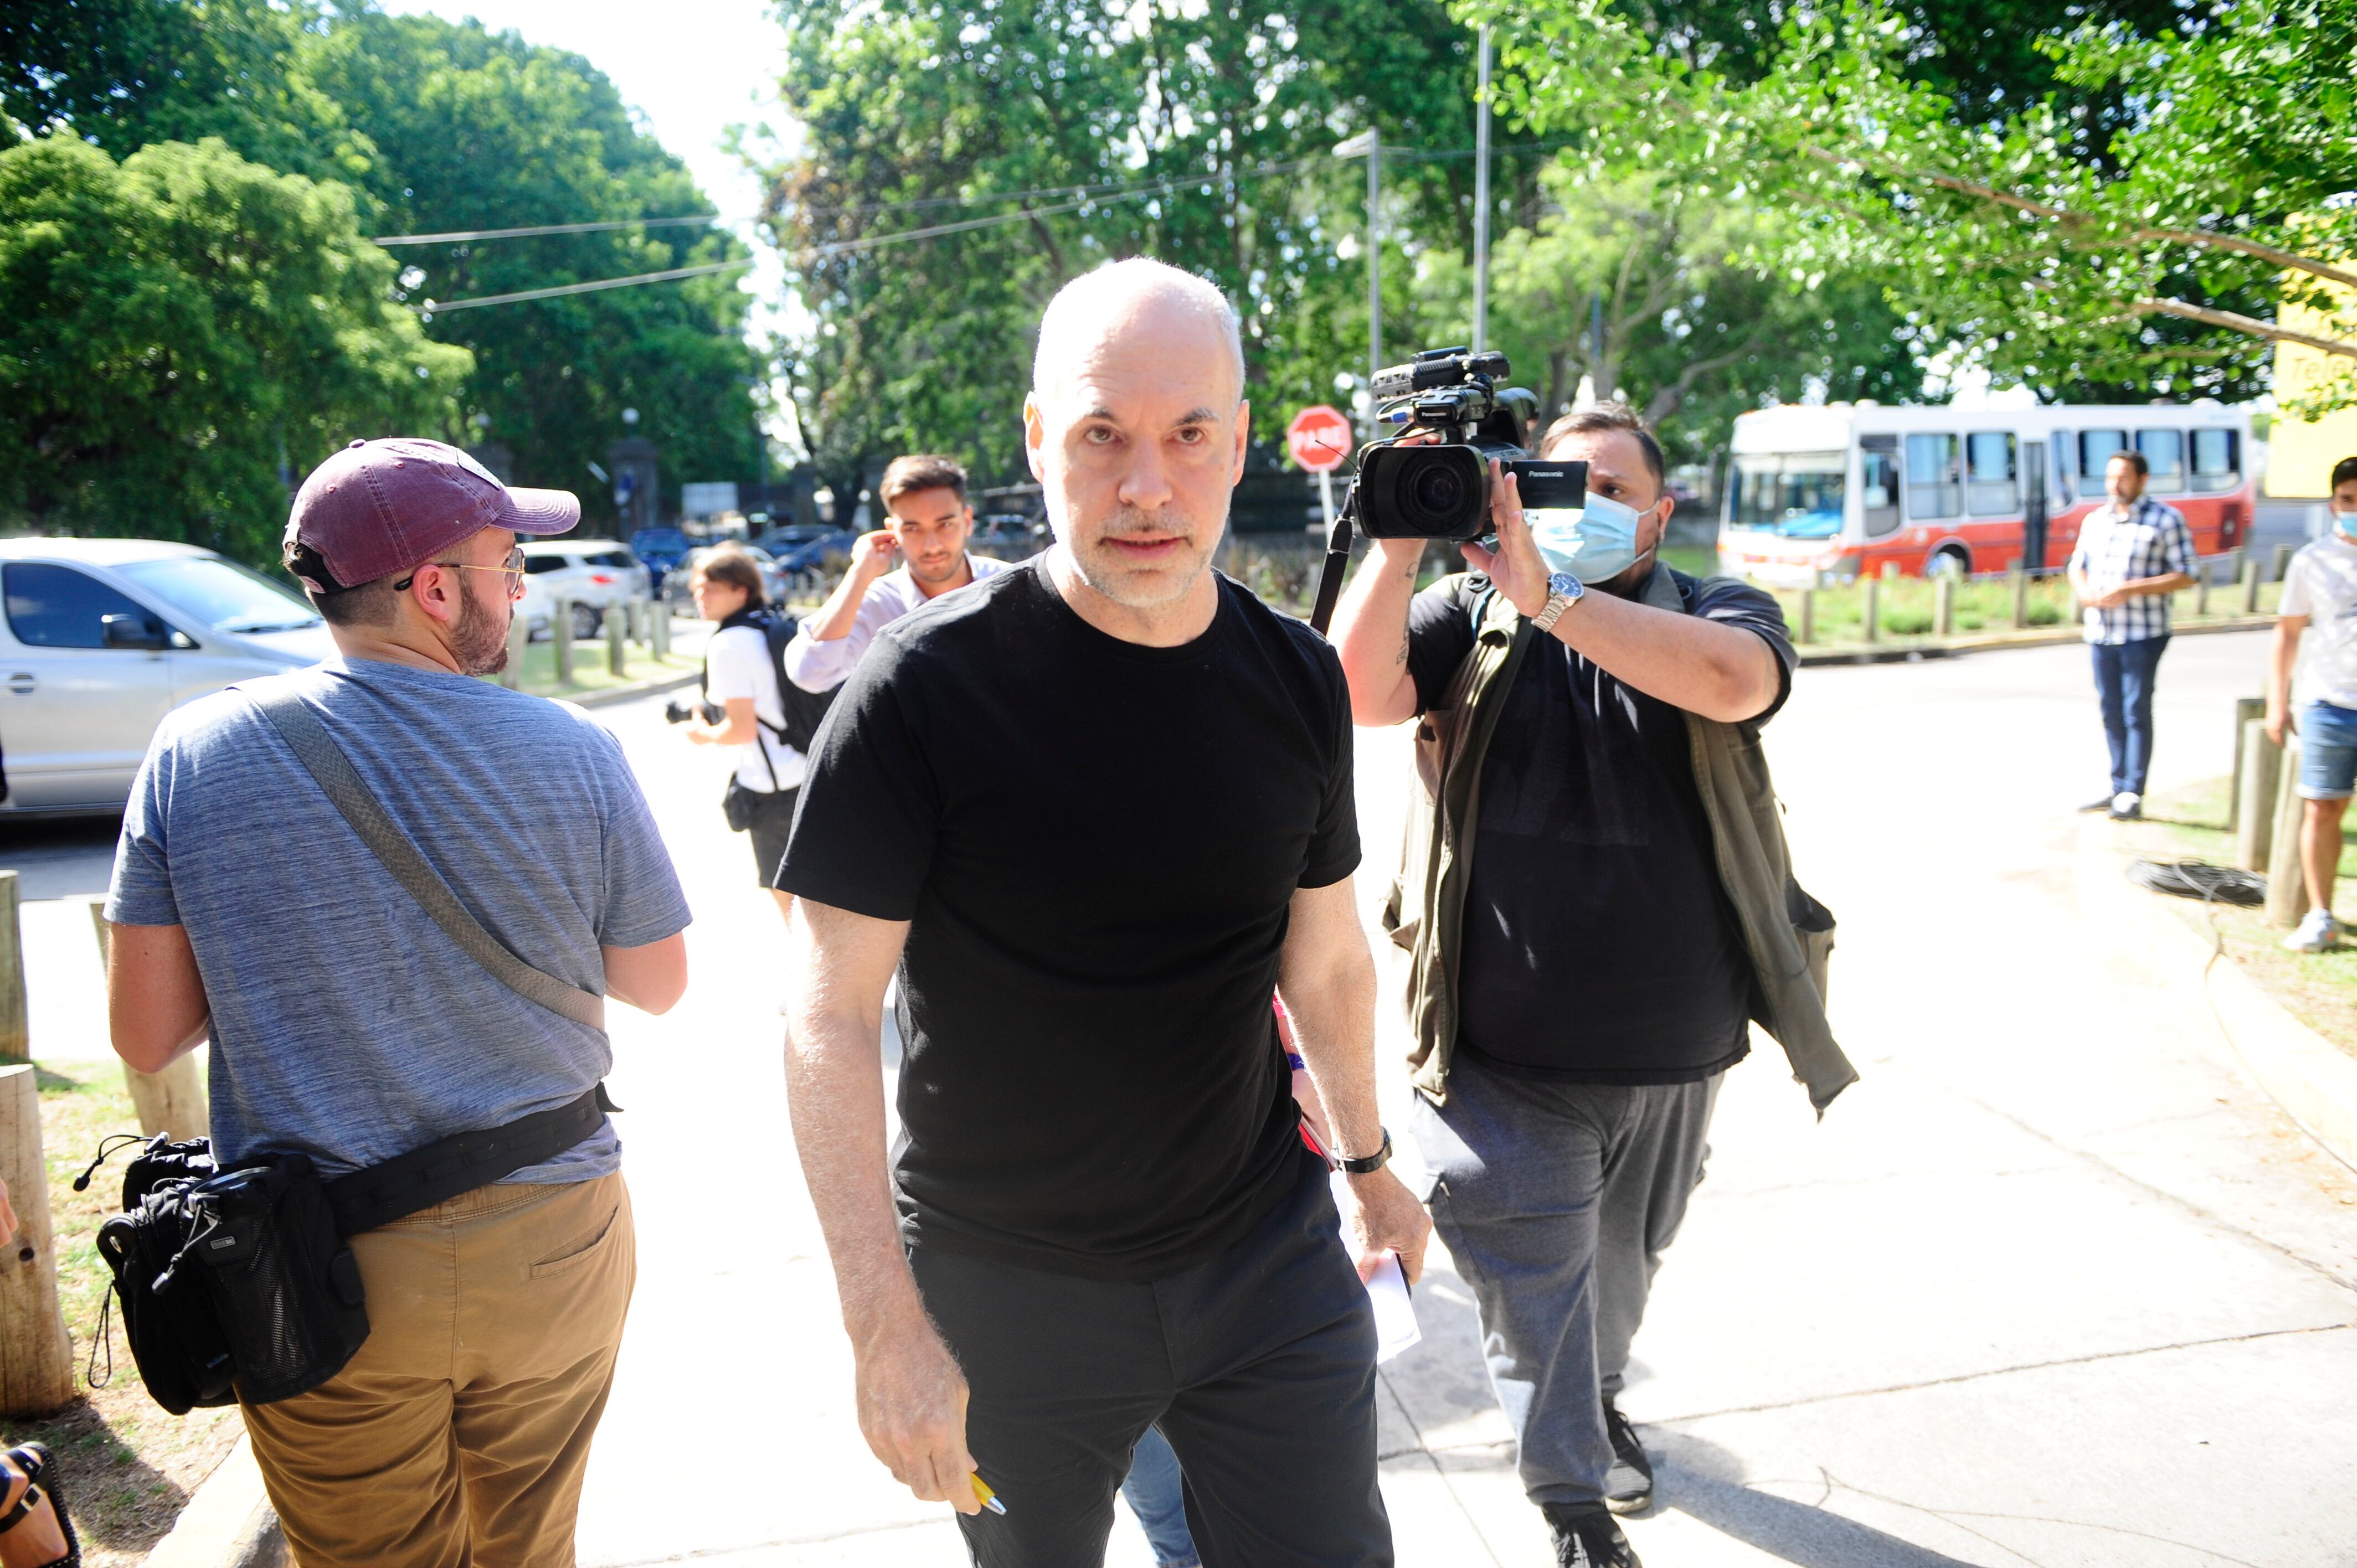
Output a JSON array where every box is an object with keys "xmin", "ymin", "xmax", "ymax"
[
  {"xmin": 663, "ymin": 698, "xmax": 724, "ymax": 726},
  {"xmin": 1355, "ymin": 347, "xmax": 1586, "ymax": 541},
  {"xmin": 1306, "ymin": 346, "xmax": 1588, "ymax": 633}
]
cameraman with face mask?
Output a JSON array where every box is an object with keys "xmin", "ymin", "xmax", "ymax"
[{"xmin": 1330, "ymin": 401, "xmax": 1853, "ymax": 1568}]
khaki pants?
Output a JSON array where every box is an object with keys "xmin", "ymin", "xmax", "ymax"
[{"xmin": 241, "ymin": 1173, "xmax": 636, "ymax": 1568}]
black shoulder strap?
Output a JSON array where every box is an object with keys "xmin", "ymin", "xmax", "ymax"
[{"xmin": 248, "ymin": 684, "xmax": 606, "ymax": 1031}]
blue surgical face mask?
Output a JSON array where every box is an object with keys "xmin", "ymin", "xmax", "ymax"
[
  {"xmin": 2335, "ymin": 509, "xmax": 2357, "ymax": 541},
  {"xmin": 1527, "ymin": 492, "xmax": 1656, "ymax": 584}
]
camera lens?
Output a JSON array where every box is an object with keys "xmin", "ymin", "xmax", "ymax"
[{"xmin": 1408, "ymin": 459, "xmax": 1465, "ymax": 520}]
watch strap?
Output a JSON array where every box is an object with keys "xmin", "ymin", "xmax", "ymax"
[
  {"xmin": 1338, "ymin": 1128, "xmax": 1393, "ymax": 1175},
  {"xmin": 1531, "ymin": 590, "xmax": 1577, "ymax": 635}
]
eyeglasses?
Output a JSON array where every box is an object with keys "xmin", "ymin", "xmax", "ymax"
[{"xmin": 395, "ymin": 548, "xmax": 528, "ymax": 598}]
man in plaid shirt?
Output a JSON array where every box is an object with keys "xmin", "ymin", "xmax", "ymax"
[{"xmin": 2068, "ymin": 449, "xmax": 2197, "ymax": 819}]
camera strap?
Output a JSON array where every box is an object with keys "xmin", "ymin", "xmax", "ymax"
[
  {"xmin": 1308, "ymin": 477, "xmax": 1360, "ymax": 637},
  {"xmin": 247, "ymin": 683, "xmax": 606, "ymax": 1031}
]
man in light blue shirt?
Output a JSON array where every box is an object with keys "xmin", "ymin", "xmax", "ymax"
[{"xmin": 106, "ymin": 437, "xmax": 690, "ymax": 1568}]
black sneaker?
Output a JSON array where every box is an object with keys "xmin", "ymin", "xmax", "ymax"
[
  {"xmin": 1540, "ymin": 1504, "xmax": 1641, "ymax": 1568},
  {"xmin": 1602, "ymin": 1402, "xmax": 1654, "ymax": 1515}
]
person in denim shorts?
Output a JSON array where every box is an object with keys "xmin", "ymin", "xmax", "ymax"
[{"xmin": 2267, "ymin": 455, "xmax": 2357, "ymax": 951}]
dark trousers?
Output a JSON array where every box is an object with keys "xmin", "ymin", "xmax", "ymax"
[
  {"xmin": 2091, "ymin": 635, "xmax": 2169, "ymax": 797},
  {"xmin": 1409, "ymin": 1055, "xmax": 1721, "ymax": 1507},
  {"xmin": 908, "ymin": 1149, "xmax": 1391, "ymax": 1568}
]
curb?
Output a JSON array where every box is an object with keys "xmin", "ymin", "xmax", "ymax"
[
  {"xmin": 1797, "ymin": 612, "xmax": 2273, "ymax": 667},
  {"xmin": 2075, "ymin": 824, "xmax": 2357, "ymax": 1173},
  {"xmin": 141, "ymin": 1435, "xmax": 283, "ymax": 1568},
  {"xmin": 568, "ymin": 669, "xmax": 699, "ymax": 710}
]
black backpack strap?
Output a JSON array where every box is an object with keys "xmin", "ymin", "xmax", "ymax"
[{"xmin": 322, "ymin": 1085, "xmax": 614, "ymax": 1236}]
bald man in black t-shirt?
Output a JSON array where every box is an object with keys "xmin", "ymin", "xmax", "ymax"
[{"xmin": 780, "ymin": 259, "xmax": 1428, "ymax": 1568}]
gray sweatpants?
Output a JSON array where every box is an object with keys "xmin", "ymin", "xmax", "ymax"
[{"xmin": 1407, "ymin": 1054, "xmax": 1722, "ymax": 1507}]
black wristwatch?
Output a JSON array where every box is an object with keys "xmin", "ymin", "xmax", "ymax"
[{"xmin": 1338, "ymin": 1128, "xmax": 1393, "ymax": 1175}]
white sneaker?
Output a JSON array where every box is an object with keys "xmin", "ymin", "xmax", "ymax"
[{"xmin": 2284, "ymin": 909, "xmax": 2342, "ymax": 952}]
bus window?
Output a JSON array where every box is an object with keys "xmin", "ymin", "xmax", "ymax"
[
  {"xmin": 1730, "ymin": 451, "xmax": 1848, "ymax": 538},
  {"xmin": 2137, "ymin": 429, "xmax": 2185, "ymax": 492},
  {"xmin": 1905, "ymin": 434, "xmax": 1960, "ymax": 519},
  {"xmin": 1966, "ymin": 432, "xmax": 2018, "ymax": 515},
  {"xmin": 2190, "ymin": 428, "xmax": 2240, "ymax": 493},
  {"xmin": 2078, "ymin": 430, "xmax": 2127, "ymax": 497},
  {"xmin": 1861, "ymin": 438, "xmax": 1901, "ymax": 537}
]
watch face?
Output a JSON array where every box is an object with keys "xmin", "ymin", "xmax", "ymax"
[{"xmin": 1547, "ymin": 572, "xmax": 1582, "ymax": 597}]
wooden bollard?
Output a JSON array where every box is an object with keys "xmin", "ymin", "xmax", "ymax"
[
  {"xmin": 2009, "ymin": 566, "xmax": 2028, "ymax": 630},
  {"xmin": 2274, "ymin": 543, "xmax": 2294, "ymax": 582},
  {"xmin": 1861, "ymin": 577, "xmax": 1880, "ymax": 644},
  {"xmin": 0, "ymin": 872, "xmax": 24, "ymax": 1061},
  {"xmin": 89, "ymin": 907, "xmax": 205, "ymax": 1141},
  {"xmin": 2229, "ymin": 694, "xmax": 2265, "ymax": 828},
  {"xmin": 651, "ymin": 601, "xmax": 671, "ymax": 659},
  {"xmin": 1933, "ymin": 574, "xmax": 1956, "ymax": 637},
  {"xmin": 552, "ymin": 597, "xmax": 574, "ymax": 685},
  {"xmin": 500, "ymin": 610, "xmax": 527, "ymax": 690},
  {"xmin": 2241, "ymin": 557, "xmax": 2262, "ymax": 615},
  {"xmin": 1795, "ymin": 588, "xmax": 1815, "ymax": 645},
  {"xmin": 2194, "ymin": 560, "xmax": 2211, "ymax": 617},
  {"xmin": 604, "ymin": 605, "xmax": 627, "ymax": 677},
  {"xmin": 2265, "ymin": 734, "xmax": 2309, "ymax": 929},
  {"xmin": 2235, "ymin": 715, "xmax": 2283, "ymax": 873},
  {"xmin": 0, "ymin": 1063, "xmax": 76, "ymax": 1416}
]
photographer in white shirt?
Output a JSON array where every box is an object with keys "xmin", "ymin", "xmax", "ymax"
[
  {"xmin": 682, "ymin": 544, "xmax": 805, "ymax": 922},
  {"xmin": 783, "ymin": 455, "xmax": 1010, "ymax": 693}
]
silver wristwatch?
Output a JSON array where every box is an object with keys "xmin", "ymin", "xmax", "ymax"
[{"xmin": 1530, "ymin": 571, "xmax": 1584, "ymax": 634}]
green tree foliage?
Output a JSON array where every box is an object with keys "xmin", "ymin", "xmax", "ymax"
[
  {"xmin": 759, "ymin": 0, "xmax": 1522, "ymax": 497},
  {"xmin": 1471, "ymin": 0, "xmax": 2357, "ymax": 411},
  {"xmin": 1404, "ymin": 167, "xmax": 1924, "ymax": 467},
  {"xmin": 302, "ymin": 10, "xmax": 766, "ymax": 523},
  {"xmin": 4, "ymin": 1, "xmax": 770, "ymax": 529},
  {"xmin": 0, "ymin": 136, "xmax": 469, "ymax": 559}
]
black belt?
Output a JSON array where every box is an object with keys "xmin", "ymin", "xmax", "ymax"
[{"xmin": 322, "ymin": 1083, "xmax": 619, "ymax": 1237}]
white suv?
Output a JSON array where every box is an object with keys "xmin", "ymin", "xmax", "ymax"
[{"xmin": 518, "ymin": 540, "xmax": 652, "ymax": 641}]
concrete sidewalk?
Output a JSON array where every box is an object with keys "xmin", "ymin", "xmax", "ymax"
[{"xmin": 578, "ymin": 625, "xmax": 2355, "ymax": 1566}]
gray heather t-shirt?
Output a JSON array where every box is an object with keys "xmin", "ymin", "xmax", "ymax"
[{"xmin": 106, "ymin": 658, "xmax": 691, "ymax": 1183}]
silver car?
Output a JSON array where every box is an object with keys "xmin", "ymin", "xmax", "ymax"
[{"xmin": 0, "ymin": 538, "xmax": 335, "ymax": 814}]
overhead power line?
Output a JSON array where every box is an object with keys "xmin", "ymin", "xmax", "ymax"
[
  {"xmin": 422, "ymin": 258, "xmax": 753, "ymax": 313},
  {"xmin": 378, "ymin": 214, "xmax": 721, "ymax": 246}
]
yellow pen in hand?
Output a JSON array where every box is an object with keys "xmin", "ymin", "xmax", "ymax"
[{"xmin": 970, "ymin": 1474, "xmax": 1007, "ymax": 1515}]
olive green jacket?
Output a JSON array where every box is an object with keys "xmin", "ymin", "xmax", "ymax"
[{"xmin": 1378, "ymin": 564, "xmax": 1857, "ymax": 1114}]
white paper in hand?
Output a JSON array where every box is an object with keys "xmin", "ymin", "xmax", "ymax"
[{"xmin": 1363, "ymin": 1250, "xmax": 1422, "ymax": 1363}]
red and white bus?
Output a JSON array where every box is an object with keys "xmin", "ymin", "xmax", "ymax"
[{"xmin": 1717, "ymin": 403, "xmax": 2255, "ymax": 585}]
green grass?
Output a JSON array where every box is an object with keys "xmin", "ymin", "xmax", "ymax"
[
  {"xmin": 2134, "ymin": 776, "xmax": 2357, "ymax": 1064},
  {"xmin": 505, "ymin": 637, "xmax": 697, "ymax": 699}
]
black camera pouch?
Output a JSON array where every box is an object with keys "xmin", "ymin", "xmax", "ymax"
[
  {"xmin": 186, "ymin": 1157, "xmax": 370, "ymax": 1406},
  {"xmin": 95, "ymin": 1180, "xmax": 239, "ymax": 1415},
  {"xmin": 722, "ymin": 776, "xmax": 758, "ymax": 832}
]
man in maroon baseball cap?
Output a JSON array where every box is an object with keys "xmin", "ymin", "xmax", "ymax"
[
  {"xmin": 283, "ymin": 436, "xmax": 580, "ymax": 675},
  {"xmin": 106, "ymin": 434, "xmax": 690, "ymax": 1566}
]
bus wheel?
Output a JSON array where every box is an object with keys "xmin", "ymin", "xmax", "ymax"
[{"xmin": 1927, "ymin": 547, "xmax": 1970, "ymax": 577}]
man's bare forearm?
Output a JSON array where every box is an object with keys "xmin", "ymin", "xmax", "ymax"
[
  {"xmin": 806, "ymin": 568, "xmax": 882, "ymax": 644},
  {"xmin": 1277, "ymin": 881, "xmax": 1384, "ymax": 1158},
  {"xmin": 1329, "ymin": 540, "xmax": 1425, "ymax": 727},
  {"xmin": 1553, "ymin": 591, "xmax": 1781, "ymax": 724}
]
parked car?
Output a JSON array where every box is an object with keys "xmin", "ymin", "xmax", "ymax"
[
  {"xmin": 970, "ymin": 516, "xmax": 1050, "ymax": 561},
  {"xmin": 0, "ymin": 538, "xmax": 335, "ymax": 815},
  {"xmin": 629, "ymin": 527, "xmax": 692, "ymax": 590},
  {"xmin": 518, "ymin": 539, "xmax": 652, "ymax": 641},
  {"xmin": 770, "ymin": 530, "xmax": 858, "ymax": 574},
  {"xmin": 666, "ymin": 544, "xmax": 790, "ymax": 612}
]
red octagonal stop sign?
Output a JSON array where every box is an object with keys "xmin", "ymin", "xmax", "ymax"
[{"xmin": 1288, "ymin": 405, "xmax": 1354, "ymax": 473}]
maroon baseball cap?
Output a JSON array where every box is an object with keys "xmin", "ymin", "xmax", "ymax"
[{"xmin": 283, "ymin": 437, "xmax": 580, "ymax": 593}]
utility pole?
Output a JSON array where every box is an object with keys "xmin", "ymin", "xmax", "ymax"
[
  {"xmin": 1471, "ymin": 25, "xmax": 1493, "ymax": 353},
  {"xmin": 1335, "ymin": 130, "xmax": 1382, "ymax": 436}
]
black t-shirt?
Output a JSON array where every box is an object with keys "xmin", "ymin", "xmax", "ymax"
[
  {"xmin": 779, "ymin": 560, "xmax": 1359, "ymax": 1281},
  {"xmin": 1404, "ymin": 568, "xmax": 1794, "ymax": 1082}
]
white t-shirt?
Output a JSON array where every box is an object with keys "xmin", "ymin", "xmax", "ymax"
[
  {"xmin": 705, "ymin": 623, "xmax": 807, "ymax": 792},
  {"xmin": 2280, "ymin": 534, "xmax": 2357, "ymax": 710}
]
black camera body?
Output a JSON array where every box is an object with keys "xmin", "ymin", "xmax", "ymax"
[
  {"xmin": 663, "ymin": 698, "xmax": 723, "ymax": 726},
  {"xmin": 1355, "ymin": 347, "xmax": 1587, "ymax": 540}
]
